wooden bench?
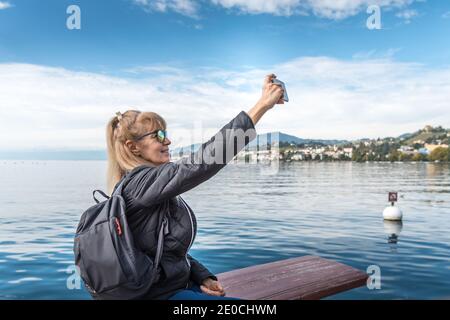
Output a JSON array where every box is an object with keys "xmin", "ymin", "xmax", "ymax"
[{"xmin": 216, "ymin": 255, "xmax": 368, "ymax": 300}]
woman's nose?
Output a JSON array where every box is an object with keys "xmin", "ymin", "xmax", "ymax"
[{"xmin": 164, "ymin": 138, "xmax": 171, "ymax": 145}]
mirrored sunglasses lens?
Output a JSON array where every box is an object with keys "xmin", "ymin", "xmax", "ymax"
[{"xmin": 157, "ymin": 130, "xmax": 166, "ymax": 142}]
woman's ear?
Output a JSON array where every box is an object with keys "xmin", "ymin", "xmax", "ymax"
[{"xmin": 125, "ymin": 139, "xmax": 141, "ymax": 156}]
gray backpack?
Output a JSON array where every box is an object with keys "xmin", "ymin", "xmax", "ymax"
[{"xmin": 74, "ymin": 169, "xmax": 168, "ymax": 300}]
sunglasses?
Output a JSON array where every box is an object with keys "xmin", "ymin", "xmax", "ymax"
[{"xmin": 135, "ymin": 129, "xmax": 168, "ymax": 143}]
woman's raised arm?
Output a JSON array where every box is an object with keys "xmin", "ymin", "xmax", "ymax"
[{"xmin": 123, "ymin": 74, "xmax": 285, "ymax": 209}]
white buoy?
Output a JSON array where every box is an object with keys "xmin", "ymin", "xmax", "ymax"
[
  {"xmin": 383, "ymin": 192, "xmax": 403, "ymax": 221},
  {"xmin": 383, "ymin": 206, "xmax": 403, "ymax": 221}
]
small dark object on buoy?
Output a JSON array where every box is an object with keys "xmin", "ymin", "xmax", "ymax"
[{"xmin": 383, "ymin": 192, "xmax": 403, "ymax": 221}]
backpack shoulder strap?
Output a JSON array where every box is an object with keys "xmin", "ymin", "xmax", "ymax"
[
  {"xmin": 112, "ymin": 165, "xmax": 149, "ymax": 196},
  {"xmin": 92, "ymin": 166, "xmax": 148, "ymax": 204},
  {"xmin": 92, "ymin": 190, "xmax": 110, "ymax": 204}
]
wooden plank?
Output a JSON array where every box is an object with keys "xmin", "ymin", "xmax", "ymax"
[{"xmin": 216, "ymin": 255, "xmax": 368, "ymax": 300}]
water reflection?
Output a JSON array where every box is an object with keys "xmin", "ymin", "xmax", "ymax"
[{"xmin": 384, "ymin": 220, "xmax": 403, "ymax": 252}]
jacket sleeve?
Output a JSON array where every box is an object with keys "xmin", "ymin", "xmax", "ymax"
[
  {"xmin": 125, "ymin": 110, "xmax": 256, "ymax": 209},
  {"xmin": 187, "ymin": 254, "xmax": 218, "ymax": 285}
]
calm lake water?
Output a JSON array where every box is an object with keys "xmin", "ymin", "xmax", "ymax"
[{"xmin": 0, "ymin": 160, "xmax": 449, "ymax": 300}]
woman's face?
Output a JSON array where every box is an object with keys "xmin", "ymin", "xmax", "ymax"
[{"xmin": 127, "ymin": 127, "xmax": 171, "ymax": 166}]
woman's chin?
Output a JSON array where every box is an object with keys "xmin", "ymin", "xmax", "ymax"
[{"xmin": 161, "ymin": 153, "xmax": 171, "ymax": 163}]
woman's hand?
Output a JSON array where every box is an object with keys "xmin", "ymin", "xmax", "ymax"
[
  {"xmin": 200, "ymin": 277, "xmax": 226, "ymax": 297},
  {"xmin": 257, "ymin": 73, "xmax": 285, "ymax": 109},
  {"xmin": 247, "ymin": 73, "xmax": 285, "ymax": 126}
]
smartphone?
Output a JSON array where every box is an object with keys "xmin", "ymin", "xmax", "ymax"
[{"xmin": 272, "ymin": 79, "xmax": 289, "ymax": 102}]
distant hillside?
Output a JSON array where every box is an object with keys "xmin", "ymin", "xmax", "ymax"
[
  {"xmin": 401, "ymin": 125, "xmax": 449, "ymax": 145},
  {"xmin": 171, "ymin": 143, "xmax": 202, "ymax": 154},
  {"xmin": 171, "ymin": 131, "xmax": 348, "ymax": 154},
  {"xmin": 2, "ymin": 126, "xmax": 447, "ymax": 160},
  {"xmin": 273, "ymin": 132, "xmax": 348, "ymax": 146},
  {"xmin": 0, "ymin": 150, "xmax": 107, "ymax": 160}
]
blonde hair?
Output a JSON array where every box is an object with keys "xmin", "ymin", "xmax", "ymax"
[{"xmin": 106, "ymin": 110, "xmax": 167, "ymax": 194}]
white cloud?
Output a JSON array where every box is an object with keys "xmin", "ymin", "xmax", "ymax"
[
  {"xmin": 210, "ymin": 0, "xmax": 305, "ymax": 16},
  {"xmin": 396, "ymin": 8, "xmax": 418, "ymax": 23},
  {"xmin": 132, "ymin": 0, "xmax": 199, "ymax": 18},
  {"xmin": 0, "ymin": 1, "xmax": 12, "ymax": 10},
  {"xmin": 1, "ymin": 57, "xmax": 450, "ymax": 151},
  {"xmin": 396, "ymin": 9, "xmax": 418, "ymax": 19},
  {"xmin": 304, "ymin": 0, "xmax": 416, "ymax": 19},
  {"xmin": 352, "ymin": 48, "xmax": 402, "ymax": 59},
  {"xmin": 133, "ymin": 0, "xmax": 420, "ymax": 19}
]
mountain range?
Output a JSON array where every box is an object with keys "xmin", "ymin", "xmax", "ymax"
[{"xmin": 170, "ymin": 132, "xmax": 348, "ymax": 155}]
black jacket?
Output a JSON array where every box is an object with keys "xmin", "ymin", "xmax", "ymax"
[{"xmin": 118, "ymin": 110, "xmax": 256, "ymax": 299}]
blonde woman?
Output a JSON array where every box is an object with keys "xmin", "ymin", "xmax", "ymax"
[{"xmin": 105, "ymin": 74, "xmax": 284, "ymax": 300}]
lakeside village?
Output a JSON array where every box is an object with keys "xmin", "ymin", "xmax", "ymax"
[{"xmin": 171, "ymin": 125, "xmax": 450, "ymax": 163}]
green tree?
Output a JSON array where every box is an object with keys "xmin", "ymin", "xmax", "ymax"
[
  {"xmin": 399, "ymin": 153, "xmax": 413, "ymax": 161},
  {"xmin": 381, "ymin": 143, "xmax": 390, "ymax": 155},
  {"xmin": 429, "ymin": 147, "xmax": 449, "ymax": 162},
  {"xmin": 412, "ymin": 153, "xmax": 427, "ymax": 162},
  {"xmin": 367, "ymin": 153, "xmax": 376, "ymax": 161},
  {"xmin": 352, "ymin": 149, "xmax": 363, "ymax": 162},
  {"xmin": 388, "ymin": 150, "xmax": 400, "ymax": 162}
]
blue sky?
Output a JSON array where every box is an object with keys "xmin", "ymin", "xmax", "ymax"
[
  {"xmin": 0, "ymin": 0, "xmax": 450, "ymax": 150},
  {"xmin": 2, "ymin": 0, "xmax": 450, "ymax": 69}
]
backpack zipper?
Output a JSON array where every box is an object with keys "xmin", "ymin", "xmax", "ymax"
[
  {"xmin": 115, "ymin": 216, "xmax": 139, "ymax": 283},
  {"xmin": 179, "ymin": 197, "xmax": 194, "ymax": 269}
]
